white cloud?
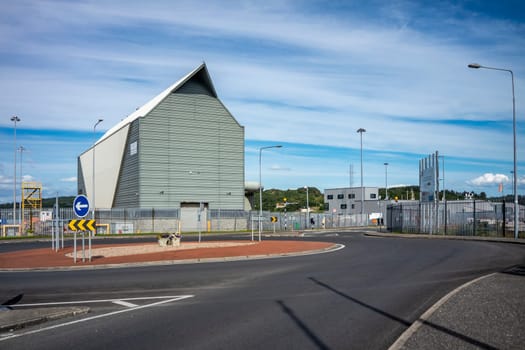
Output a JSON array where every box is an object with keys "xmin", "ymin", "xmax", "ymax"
[
  {"xmin": 0, "ymin": 1, "xmax": 523, "ymax": 201},
  {"xmin": 61, "ymin": 177, "xmax": 77, "ymax": 183},
  {"xmin": 468, "ymin": 173, "xmax": 509, "ymax": 186},
  {"xmin": 269, "ymin": 164, "xmax": 291, "ymax": 172}
]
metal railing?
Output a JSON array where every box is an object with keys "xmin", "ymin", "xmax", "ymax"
[
  {"xmin": 387, "ymin": 200, "xmax": 524, "ymax": 238},
  {"xmin": 0, "ymin": 207, "xmax": 372, "ymax": 236}
]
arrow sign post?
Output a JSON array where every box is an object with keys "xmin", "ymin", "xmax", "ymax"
[
  {"xmin": 72, "ymin": 195, "xmax": 91, "ymax": 263},
  {"xmin": 73, "ymin": 195, "xmax": 90, "ymax": 218}
]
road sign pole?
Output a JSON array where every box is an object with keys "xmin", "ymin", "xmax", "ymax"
[
  {"xmin": 74, "ymin": 231, "xmax": 77, "ymax": 264},
  {"xmin": 82, "ymin": 231, "xmax": 85, "ymax": 262},
  {"xmin": 89, "ymin": 230, "xmax": 92, "ymax": 262},
  {"xmin": 51, "ymin": 221, "xmax": 55, "ymax": 251}
]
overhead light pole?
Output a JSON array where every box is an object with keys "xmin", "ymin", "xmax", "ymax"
[
  {"xmin": 384, "ymin": 162, "xmax": 389, "ymax": 200},
  {"xmin": 468, "ymin": 63, "xmax": 518, "ymax": 239},
  {"xmin": 304, "ymin": 186, "xmax": 309, "ymax": 213},
  {"xmin": 259, "ymin": 145, "xmax": 282, "ymax": 241},
  {"xmin": 11, "ymin": 116, "xmax": 20, "ymax": 226},
  {"xmin": 18, "ymin": 146, "xmax": 26, "ymax": 226},
  {"xmin": 93, "ymin": 118, "xmax": 103, "ymax": 221},
  {"xmin": 304, "ymin": 185, "xmax": 310, "ymax": 226},
  {"xmin": 357, "ymin": 128, "xmax": 366, "ymax": 218},
  {"xmin": 440, "ymin": 155, "xmax": 445, "ymax": 201}
]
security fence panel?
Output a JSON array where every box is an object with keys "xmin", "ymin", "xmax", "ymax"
[
  {"xmin": 386, "ymin": 200, "xmax": 523, "ymax": 237},
  {"xmin": 2, "ymin": 201, "xmax": 522, "ymax": 237}
]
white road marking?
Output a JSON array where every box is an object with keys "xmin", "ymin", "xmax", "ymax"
[
  {"xmin": 13, "ymin": 295, "xmax": 190, "ymax": 307},
  {"xmin": 112, "ymin": 300, "xmax": 138, "ymax": 308},
  {"xmin": 0, "ymin": 295, "xmax": 194, "ymax": 342}
]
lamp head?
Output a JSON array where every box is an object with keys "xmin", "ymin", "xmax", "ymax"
[{"xmin": 468, "ymin": 63, "xmax": 481, "ymax": 69}]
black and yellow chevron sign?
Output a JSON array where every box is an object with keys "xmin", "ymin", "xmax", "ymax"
[
  {"xmin": 68, "ymin": 219, "xmax": 96, "ymax": 231},
  {"xmin": 270, "ymin": 216, "xmax": 278, "ymax": 223}
]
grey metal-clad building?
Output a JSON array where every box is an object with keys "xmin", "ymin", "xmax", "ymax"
[{"xmin": 78, "ymin": 63, "xmax": 245, "ymax": 211}]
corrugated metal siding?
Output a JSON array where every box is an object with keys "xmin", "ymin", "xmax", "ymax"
[
  {"xmin": 113, "ymin": 119, "xmax": 140, "ymax": 207},
  {"xmin": 139, "ymin": 78, "xmax": 244, "ymax": 209}
]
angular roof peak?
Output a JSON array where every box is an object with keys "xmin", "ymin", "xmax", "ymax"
[{"xmin": 97, "ymin": 62, "xmax": 217, "ymax": 145}]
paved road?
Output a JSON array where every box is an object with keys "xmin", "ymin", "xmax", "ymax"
[{"xmin": 1, "ymin": 232, "xmax": 524, "ymax": 349}]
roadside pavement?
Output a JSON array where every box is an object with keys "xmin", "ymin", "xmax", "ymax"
[
  {"xmin": 0, "ymin": 306, "xmax": 89, "ymax": 333},
  {"xmin": 363, "ymin": 231, "xmax": 525, "ymax": 349},
  {"xmin": 390, "ymin": 266, "xmax": 525, "ymax": 350}
]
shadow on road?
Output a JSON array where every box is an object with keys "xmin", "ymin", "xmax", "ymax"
[
  {"xmin": 276, "ymin": 300, "xmax": 330, "ymax": 350},
  {"xmin": 308, "ymin": 277, "xmax": 497, "ymax": 350}
]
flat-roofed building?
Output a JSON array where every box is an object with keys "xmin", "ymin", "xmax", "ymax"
[{"xmin": 324, "ymin": 187, "xmax": 379, "ymax": 215}]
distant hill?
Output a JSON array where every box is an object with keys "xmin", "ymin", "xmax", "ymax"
[
  {"xmin": 0, "ymin": 196, "xmax": 76, "ymax": 209},
  {"xmin": 255, "ymin": 187, "xmax": 324, "ymax": 212},
  {"xmin": 1, "ymin": 188, "xmax": 522, "ymax": 210}
]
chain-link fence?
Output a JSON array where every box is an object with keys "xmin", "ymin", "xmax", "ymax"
[
  {"xmin": 387, "ymin": 200, "xmax": 525, "ymax": 238},
  {"xmin": 0, "ymin": 207, "xmax": 372, "ymax": 237}
]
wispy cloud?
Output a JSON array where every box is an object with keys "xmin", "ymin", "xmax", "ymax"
[{"xmin": 0, "ymin": 0, "xmax": 523, "ymax": 202}]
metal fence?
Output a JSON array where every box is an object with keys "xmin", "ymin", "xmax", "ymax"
[
  {"xmin": 0, "ymin": 207, "xmax": 372, "ymax": 237},
  {"xmin": 387, "ymin": 200, "xmax": 525, "ymax": 238}
]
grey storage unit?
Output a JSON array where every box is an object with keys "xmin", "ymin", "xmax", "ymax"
[{"xmin": 78, "ymin": 63, "xmax": 245, "ymax": 210}]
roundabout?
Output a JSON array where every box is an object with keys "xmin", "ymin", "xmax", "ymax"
[{"xmin": 0, "ymin": 239, "xmax": 342, "ymax": 270}]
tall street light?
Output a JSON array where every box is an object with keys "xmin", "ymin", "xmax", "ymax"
[
  {"xmin": 304, "ymin": 185, "xmax": 309, "ymax": 224},
  {"xmin": 259, "ymin": 145, "xmax": 282, "ymax": 241},
  {"xmin": 384, "ymin": 162, "xmax": 389, "ymax": 200},
  {"xmin": 11, "ymin": 116, "xmax": 20, "ymax": 226},
  {"xmin": 468, "ymin": 63, "xmax": 518, "ymax": 239},
  {"xmin": 18, "ymin": 146, "xmax": 26, "ymax": 226},
  {"xmin": 440, "ymin": 155, "xmax": 445, "ymax": 201},
  {"xmin": 93, "ymin": 118, "xmax": 103, "ymax": 222},
  {"xmin": 357, "ymin": 128, "xmax": 366, "ymax": 217}
]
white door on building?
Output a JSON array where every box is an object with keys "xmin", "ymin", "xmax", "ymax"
[{"xmin": 180, "ymin": 202, "xmax": 208, "ymax": 232}]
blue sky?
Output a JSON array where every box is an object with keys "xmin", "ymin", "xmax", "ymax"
[{"xmin": 0, "ymin": 0, "xmax": 524, "ymax": 204}]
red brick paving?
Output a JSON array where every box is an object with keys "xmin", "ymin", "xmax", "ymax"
[{"xmin": 0, "ymin": 240, "xmax": 336, "ymax": 269}]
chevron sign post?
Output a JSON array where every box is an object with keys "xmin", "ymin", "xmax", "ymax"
[
  {"xmin": 71, "ymin": 195, "xmax": 96, "ymax": 263},
  {"xmin": 68, "ymin": 219, "xmax": 96, "ymax": 231}
]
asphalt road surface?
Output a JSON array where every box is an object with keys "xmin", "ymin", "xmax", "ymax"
[{"xmin": 1, "ymin": 232, "xmax": 524, "ymax": 349}]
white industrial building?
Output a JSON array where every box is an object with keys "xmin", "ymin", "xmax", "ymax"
[
  {"xmin": 77, "ymin": 63, "xmax": 246, "ymax": 216},
  {"xmin": 324, "ymin": 187, "xmax": 380, "ymax": 215}
]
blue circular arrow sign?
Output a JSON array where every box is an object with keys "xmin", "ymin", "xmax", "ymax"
[{"xmin": 73, "ymin": 195, "xmax": 90, "ymax": 218}]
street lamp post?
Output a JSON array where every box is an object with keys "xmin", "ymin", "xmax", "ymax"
[
  {"xmin": 18, "ymin": 146, "xmax": 26, "ymax": 226},
  {"xmin": 11, "ymin": 116, "xmax": 20, "ymax": 226},
  {"xmin": 90, "ymin": 119, "xmax": 103, "ymax": 262},
  {"xmin": 384, "ymin": 162, "xmax": 389, "ymax": 200},
  {"xmin": 304, "ymin": 185, "xmax": 309, "ymax": 227},
  {"xmin": 468, "ymin": 63, "xmax": 519, "ymax": 239},
  {"xmin": 92, "ymin": 119, "xmax": 103, "ymax": 221},
  {"xmin": 357, "ymin": 128, "xmax": 366, "ymax": 219},
  {"xmin": 440, "ymin": 155, "xmax": 445, "ymax": 201},
  {"xmin": 259, "ymin": 145, "xmax": 282, "ymax": 241}
]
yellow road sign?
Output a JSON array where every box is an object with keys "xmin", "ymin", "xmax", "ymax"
[
  {"xmin": 68, "ymin": 219, "xmax": 96, "ymax": 231},
  {"xmin": 271, "ymin": 216, "xmax": 278, "ymax": 223}
]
